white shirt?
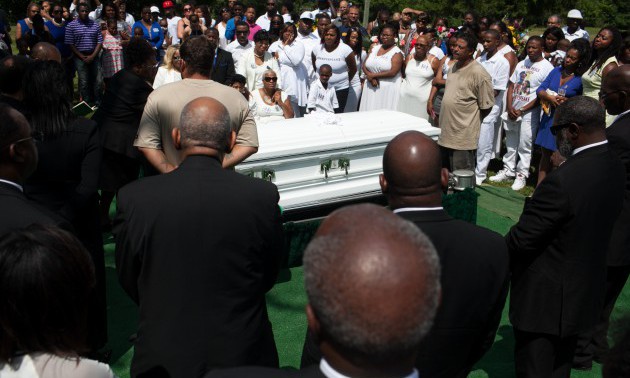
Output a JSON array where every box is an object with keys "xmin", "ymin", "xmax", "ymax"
[
  {"xmin": 0, "ymin": 179, "xmax": 23, "ymax": 192},
  {"xmin": 320, "ymin": 359, "xmax": 419, "ymax": 378},
  {"xmin": 510, "ymin": 57, "xmax": 554, "ymax": 110},
  {"xmin": 307, "ymin": 79, "xmax": 338, "ymax": 113},
  {"xmin": 312, "ymin": 43, "xmax": 354, "ymax": 90},
  {"xmin": 429, "ymin": 45, "xmax": 444, "ymax": 60},
  {"xmin": 167, "ymin": 16, "xmax": 182, "ymax": 45},
  {"xmin": 297, "ymin": 32, "xmax": 321, "ymax": 84},
  {"xmin": 477, "ymin": 51, "xmax": 510, "ymax": 91},
  {"xmin": 282, "ymin": 13, "xmax": 293, "ymax": 23},
  {"xmin": 226, "ymin": 40, "xmax": 254, "ymax": 72},
  {"xmin": 255, "ymin": 13, "xmax": 273, "ymax": 30},
  {"xmin": 572, "ymin": 140, "xmax": 608, "ymax": 156},
  {"xmin": 562, "ymin": 26, "xmax": 589, "ymax": 42}
]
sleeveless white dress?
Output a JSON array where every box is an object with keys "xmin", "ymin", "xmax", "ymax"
[
  {"xmin": 359, "ymin": 44, "xmax": 403, "ymax": 111},
  {"xmin": 397, "ymin": 56, "xmax": 435, "ymax": 119}
]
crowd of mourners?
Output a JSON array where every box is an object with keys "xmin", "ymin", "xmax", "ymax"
[{"xmin": 1, "ymin": 1, "xmax": 630, "ymax": 378}]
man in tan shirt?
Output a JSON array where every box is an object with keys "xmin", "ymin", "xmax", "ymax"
[
  {"xmin": 438, "ymin": 32, "xmax": 494, "ymax": 172},
  {"xmin": 135, "ymin": 36, "xmax": 258, "ymax": 172}
]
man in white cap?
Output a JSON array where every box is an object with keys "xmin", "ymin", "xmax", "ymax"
[
  {"xmin": 563, "ymin": 9, "xmax": 589, "ymax": 41},
  {"xmin": 296, "ymin": 11, "xmax": 319, "ymax": 85}
]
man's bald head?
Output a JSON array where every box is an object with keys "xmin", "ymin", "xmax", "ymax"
[
  {"xmin": 30, "ymin": 42, "xmax": 62, "ymax": 63},
  {"xmin": 601, "ymin": 65, "xmax": 630, "ymax": 116},
  {"xmin": 178, "ymin": 97, "xmax": 232, "ymax": 152},
  {"xmin": 304, "ymin": 204, "xmax": 441, "ymax": 365},
  {"xmin": 381, "ymin": 131, "xmax": 446, "ymax": 206}
]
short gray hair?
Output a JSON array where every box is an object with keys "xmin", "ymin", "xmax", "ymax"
[
  {"xmin": 554, "ymin": 96, "xmax": 605, "ymax": 131},
  {"xmin": 303, "ymin": 210, "xmax": 441, "ymax": 362},
  {"xmin": 179, "ymin": 97, "xmax": 231, "ymax": 150}
]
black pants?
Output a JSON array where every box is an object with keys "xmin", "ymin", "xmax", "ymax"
[
  {"xmin": 574, "ymin": 265, "xmax": 630, "ymax": 365},
  {"xmin": 513, "ymin": 329, "xmax": 578, "ymax": 378},
  {"xmin": 334, "ymin": 88, "xmax": 349, "ymax": 114}
]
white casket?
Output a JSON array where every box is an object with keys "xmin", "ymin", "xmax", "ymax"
[{"xmin": 236, "ymin": 110, "xmax": 440, "ymax": 218}]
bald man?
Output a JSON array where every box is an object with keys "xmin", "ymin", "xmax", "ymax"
[
  {"xmin": 573, "ymin": 65, "xmax": 630, "ymax": 369},
  {"xmin": 207, "ymin": 203, "xmax": 441, "ymax": 378},
  {"xmin": 380, "ymin": 130, "xmax": 509, "ymax": 378},
  {"xmin": 114, "ymin": 97, "xmax": 283, "ymax": 377},
  {"xmin": 30, "ymin": 42, "xmax": 62, "ymax": 62}
]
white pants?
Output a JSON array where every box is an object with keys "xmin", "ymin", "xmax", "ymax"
[
  {"xmin": 501, "ymin": 107, "xmax": 540, "ymax": 178},
  {"xmin": 475, "ymin": 97, "xmax": 504, "ymax": 181},
  {"xmin": 345, "ymin": 80, "xmax": 362, "ymax": 113}
]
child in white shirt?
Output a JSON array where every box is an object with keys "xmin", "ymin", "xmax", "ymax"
[{"xmin": 307, "ymin": 64, "xmax": 339, "ymax": 114}]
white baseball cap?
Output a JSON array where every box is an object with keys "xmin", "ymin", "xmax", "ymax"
[
  {"xmin": 299, "ymin": 11, "xmax": 314, "ymax": 21},
  {"xmin": 567, "ymin": 9, "xmax": 583, "ymax": 19},
  {"xmin": 150, "ymin": 6, "xmax": 160, "ymax": 13}
]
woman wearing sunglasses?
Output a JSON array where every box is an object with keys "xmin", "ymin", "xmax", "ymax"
[
  {"xmin": 216, "ymin": 7, "xmax": 232, "ymax": 49},
  {"xmin": 237, "ymin": 30, "xmax": 281, "ymax": 91},
  {"xmin": 251, "ymin": 69, "xmax": 294, "ymax": 123},
  {"xmin": 177, "ymin": 2, "xmax": 194, "ymax": 41}
]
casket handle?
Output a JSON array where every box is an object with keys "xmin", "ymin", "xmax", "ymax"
[
  {"xmin": 339, "ymin": 158, "xmax": 350, "ymax": 175},
  {"xmin": 263, "ymin": 169, "xmax": 275, "ymax": 182},
  {"xmin": 320, "ymin": 160, "xmax": 332, "ymax": 179}
]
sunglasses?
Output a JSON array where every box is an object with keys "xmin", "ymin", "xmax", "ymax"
[
  {"xmin": 183, "ymin": 7, "xmax": 192, "ymax": 11},
  {"xmin": 263, "ymin": 77, "xmax": 278, "ymax": 82},
  {"xmin": 235, "ymin": 30, "xmax": 248, "ymax": 34},
  {"xmin": 550, "ymin": 123, "xmax": 572, "ymax": 136}
]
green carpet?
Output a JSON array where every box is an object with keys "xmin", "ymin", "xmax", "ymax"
[{"xmin": 104, "ymin": 186, "xmax": 629, "ymax": 377}]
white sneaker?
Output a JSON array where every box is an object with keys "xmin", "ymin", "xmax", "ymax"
[
  {"xmin": 489, "ymin": 169, "xmax": 515, "ymax": 183},
  {"xmin": 476, "ymin": 177, "xmax": 485, "ymax": 186},
  {"xmin": 511, "ymin": 174, "xmax": 527, "ymax": 191}
]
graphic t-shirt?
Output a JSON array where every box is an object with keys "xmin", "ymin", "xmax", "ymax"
[
  {"xmin": 510, "ymin": 57, "xmax": 553, "ymax": 110},
  {"xmin": 312, "ymin": 43, "xmax": 353, "ymax": 90}
]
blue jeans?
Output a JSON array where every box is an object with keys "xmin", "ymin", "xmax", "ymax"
[{"xmin": 74, "ymin": 55, "xmax": 102, "ymax": 106}]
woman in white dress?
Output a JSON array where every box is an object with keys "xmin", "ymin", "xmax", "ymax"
[
  {"xmin": 343, "ymin": 27, "xmax": 367, "ymax": 112},
  {"xmin": 359, "ymin": 25, "xmax": 404, "ymax": 111},
  {"xmin": 269, "ymin": 23, "xmax": 308, "ymax": 117},
  {"xmin": 152, "ymin": 44, "xmax": 182, "ymax": 88},
  {"xmin": 237, "ymin": 30, "xmax": 282, "ymax": 91},
  {"xmin": 251, "ymin": 69, "xmax": 294, "ymax": 124},
  {"xmin": 398, "ymin": 35, "xmax": 438, "ymax": 118},
  {"xmin": 312, "ymin": 25, "xmax": 357, "ymax": 113}
]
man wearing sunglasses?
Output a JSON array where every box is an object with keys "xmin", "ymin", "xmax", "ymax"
[
  {"xmin": 0, "ymin": 104, "xmax": 67, "ymax": 236},
  {"xmin": 255, "ymin": 0, "xmax": 278, "ymax": 31},
  {"xmin": 573, "ymin": 65, "xmax": 630, "ymax": 371},
  {"xmin": 507, "ymin": 96, "xmax": 625, "ymax": 378}
]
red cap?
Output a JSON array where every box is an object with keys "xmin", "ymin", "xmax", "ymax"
[{"xmin": 162, "ymin": 1, "xmax": 174, "ymax": 9}]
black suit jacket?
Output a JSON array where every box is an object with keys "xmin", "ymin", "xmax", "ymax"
[
  {"xmin": 507, "ymin": 144, "xmax": 625, "ymax": 337},
  {"xmin": 211, "ymin": 48, "xmax": 236, "ymax": 85},
  {"xmin": 0, "ymin": 181, "xmax": 68, "ymax": 236},
  {"xmin": 606, "ymin": 112, "xmax": 630, "ymax": 266},
  {"xmin": 92, "ymin": 69, "xmax": 153, "ymax": 158},
  {"xmin": 206, "ymin": 365, "xmax": 325, "ymax": 378},
  {"xmin": 114, "ymin": 155, "xmax": 284, "ymax": 378},
  {"xmin": 398, "ymin": 209, "xmax": 509, "ymax": 378}
]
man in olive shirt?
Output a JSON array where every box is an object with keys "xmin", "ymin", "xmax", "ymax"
[
  {"xmin": 438, "ymin": 33, "xmax": 494, "ymax": 171},
  {"xmin": 135, "ymin": 36, "xmax": 258, "ymax": 172}
]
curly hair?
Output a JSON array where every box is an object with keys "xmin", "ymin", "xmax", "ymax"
[{"xmin": 589, "ymin": 27, "xmax": 623, "ymax": 73}]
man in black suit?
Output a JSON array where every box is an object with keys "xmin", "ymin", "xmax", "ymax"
[
  {"xmin": 507, "ymin": 96, "xmax": 625, "ymax": 378},
  {"xmin": 573, "ymin": 65, "xmax": 630, "ymax": 369},
  {"xmin": 114, "ymin": 97, "xmax": 283, "ymax": 377},
  {"xmin": 0, "ymin": 104, "xmax": 66, "ymax": 235},
  {"xmin": 207, "ymin": 204, "xmax": 441, "ymax": 378},
  {"xmin": 205, "ymin": 28, "xmax": 236, "ymax": 85},
  {"xmin": 380, "ymin": 130, "xmax": 510, "ymax": 378}
]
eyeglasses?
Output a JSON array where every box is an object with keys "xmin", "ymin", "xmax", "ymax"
[
  {"xmin": 550, "ymin": 123, "xmax": 573, "ymax": 136},
  {"xmin": 235, "ymin": 30, "xmax": 248, "ymax": 34},
  {"xmin": 599, "ymin": 90, "xmax": 626, "ymax": 100},
  {"xmin": 143, "ymin": 61, "xmax": 160, "ymax": 69},
  {"xmin": 52, "ymin": 9, "xmax": 62, "ymax": 14},
  {"xmin": 263, "ymin": 77, "xmax": 278, "ymax": 82},
  {"xmin": 183, "ymin": 7, "xmax": 192, "ymax": 11},
  {"xmin": 267, "ymin": 2, "xmax": 275, "ymax": 5},
  {"xmin": 173, "ymin": 56, "xmax": 181, "ymax": 61}
]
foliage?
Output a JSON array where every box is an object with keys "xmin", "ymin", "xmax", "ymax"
[{"xmin": 1, "ymin": 0, "xmax": 627, "ymax": 30}]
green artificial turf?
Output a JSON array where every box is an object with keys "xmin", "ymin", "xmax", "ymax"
[{"xmin": 103, "ymin": 185, "xmax": 629, "ymax": 377}]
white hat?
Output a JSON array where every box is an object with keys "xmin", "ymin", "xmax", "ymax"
[
  {"xmin": 150, "ymin": 6, "xmax": 160, "ymax": 13},
  {"xmin": 567, "ymin": 9, "xmax": 583, "ymax": 19},
  {"xmin": 299, "ymin": 11, "xmax": 314, "ymax": 21}
]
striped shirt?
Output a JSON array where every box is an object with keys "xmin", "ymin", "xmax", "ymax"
[{"xmin": 64, "ymin": 18, "xmax": 103, "ymax": 53}]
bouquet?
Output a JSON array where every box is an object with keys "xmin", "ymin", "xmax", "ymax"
[
  {"xmin": 503, "ymin": 15, "xmax": 529, "ymax": 55},
  {"xmin": 436, "ymin": 26, "xmax": 456, "ymax": 41}
]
